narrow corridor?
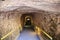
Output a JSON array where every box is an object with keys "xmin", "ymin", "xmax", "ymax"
[{"xmin": 17, "ymin": 15, "xmax": 40, "ymax": 40}]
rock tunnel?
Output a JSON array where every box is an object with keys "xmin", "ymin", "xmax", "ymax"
[
  {"xmin": 0, "ymin": 0, "xmax": 60, "ymax": 40},
  {"xmin": 0, "ymin": 7, "xmax": 60, "ymax": 40}
]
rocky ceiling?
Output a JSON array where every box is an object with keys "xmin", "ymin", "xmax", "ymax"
[{"xmin": 0, "ymin": 0, "xmax": 60, "ymax": 12}]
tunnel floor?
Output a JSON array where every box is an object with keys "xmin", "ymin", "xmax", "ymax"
[{"xmin": 17, "ymin": 29, "xmax": 40, "ymax": 40}]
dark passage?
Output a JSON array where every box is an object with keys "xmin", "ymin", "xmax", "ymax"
[
  {"xmin": 25, "ymin": 17, "xmax": 31, "ymax": 25},
  {"xmin": 17, "ymin": 16, "xmax": 40, "ymax": 40},
  {"xmin": 23, "ymin": 16, "xmax": 34, "ymax": 31}
]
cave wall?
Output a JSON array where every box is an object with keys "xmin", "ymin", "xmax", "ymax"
[
  {"xmin": 0, "ymin": 0, "xmax": 60, "ymax": 12},
  {"xmin": 0, "ymin": 10, "xmax": 60, "ymax": 40},
  {"xmin": 0, "ymin": 12, "xmax": 21, "ymax": 40},
  {"xmin": 33, "ymin": 12, "xmax": 60, "ymax": 40}
]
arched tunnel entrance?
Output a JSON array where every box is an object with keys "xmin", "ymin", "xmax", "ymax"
[
  {"xmin": 18, "ymin": 13, "xmax": 41, "ymax": 40},
  {"xmin": 21, "ymin": 13, "xmax": 35, "ymax": 31},
  {"xmin": 18, "ymin": 12, "xmax": 53, "ymax": 40}
]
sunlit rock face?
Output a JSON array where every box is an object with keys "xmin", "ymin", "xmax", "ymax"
[
  {"xmin": 0, "ymin": 0, "xmax": 60, "ymax": 12},
  {"xmin": 0, "ymin": 12, "xmax": 21, "ymax": 40}
]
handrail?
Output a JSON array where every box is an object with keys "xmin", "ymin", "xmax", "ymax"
[
  {"xmin": 1, "ymin": 24, "xmax": 22, "ymax": 40},
  {"xmin": 1, "ymin": 30, "xmax": 15, "ymax": 40},
  {"xmin": 1, "ymin": 25, "xmax": 52, "ymax": 40},
  {"xmin": 35, "ymin": 26, "xmax": 53, "ymax": 40}
]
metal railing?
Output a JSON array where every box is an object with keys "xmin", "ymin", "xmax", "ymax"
[
  {"xmin": 1, "ymin": 30, "xmax": 15, "ymax": 40},
  {"xmin": 1, "ymin": 24, "xmax": 22, "ymax": 40},
  {"xmin": 35, "ymin": 26, "xmax": 53, "ymax": 40},
  {"xmin": 0, "ymin": 24, "xmax": 52, "ymax": 40}
]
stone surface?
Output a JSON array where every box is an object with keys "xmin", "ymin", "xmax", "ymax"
[
  {"xmin": 0, "ymin": 0, "xmax": 60, "ymax": 12},
  {"xmin": 0, "ymin": 1, "xmax": 60, "ymax": 39},
  {"xmin": 0, "ymin": 13, "xmax": 21, "ymax": 40},
  {"xmin": 33, "ymin": 12, "xmax": 60, "ymax": 40},
  {"xmin": 0, "ymin": 11, "xmax": 60, "ymax": 40}
]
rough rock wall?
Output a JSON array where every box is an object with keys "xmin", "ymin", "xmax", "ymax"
[
  {"xmin": 0, "ymin": 10, "xmax": 60, "ymax": 40},
  {"xmin": 33, "ymin": 12, "xmax": 60, "ymax": 40},
  {"xmin": 0, "ymin": 0, "xmax": 60, "ymax": 12},
  {"xmin": 0, "ymin": 12, "xmax": 21, "ymax": 40}
]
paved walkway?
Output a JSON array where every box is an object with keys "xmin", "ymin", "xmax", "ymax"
[{"xmin": 17, "ymin": 29, "xmax": 40, "ymax": 40}]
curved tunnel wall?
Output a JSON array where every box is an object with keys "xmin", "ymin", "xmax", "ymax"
[
  {"xmin": 19, "ymin": 12, "xmax": 60, "ymax": 40},
  {"xmin": 0, "ymin": 10, "xmax": 60, "ymax": 40},
  {"xmin": 33, "ymin": 12, "xmax": 60, "ymax": 40},
  {"xmin": 0, "ymin": 12, "xmax": 22, "ymax": 40}
]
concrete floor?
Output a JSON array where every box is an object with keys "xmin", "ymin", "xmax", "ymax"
[{"xmin": 17, "ymin": 29, "xmax": 40, "ymax": 40}]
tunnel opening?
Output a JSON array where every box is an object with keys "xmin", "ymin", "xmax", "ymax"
[
  {"xmin": 18, "ymin": 12, "xmax": 41, "ymax": 40},
  {"xmin": 25, "ymin": 16, "xmax": 32, "ymax": 25},
  {"xmin": 21, "ymin": 13, "xmax": 35, "ymax": 31}
]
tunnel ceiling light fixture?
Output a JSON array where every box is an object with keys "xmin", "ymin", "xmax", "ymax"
[{"xmin": 27, "ymin": 18, "xmax": 30, "ymax": 20}]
